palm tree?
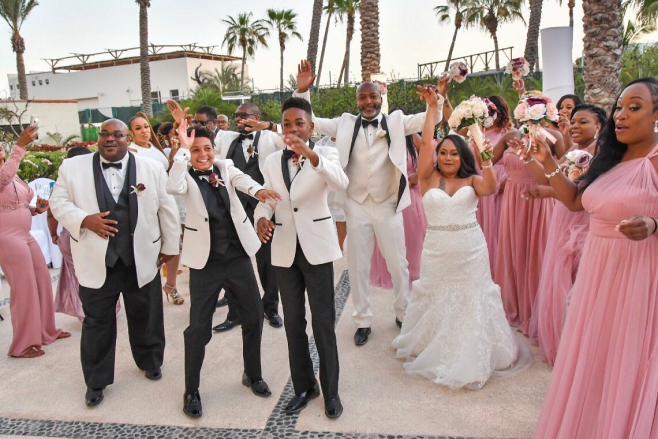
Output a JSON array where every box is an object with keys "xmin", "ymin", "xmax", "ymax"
[
  {"xmin": 360, "ymin": 0, "xmax": 380, "ymax": 82},
  {"xmin": 0, "ymin": 0, "xmax": 38, "ymax": 100},
  {"xmin": 523, "ymin": 0, "xmax": 543, "ymax": 72},
  {"xmin": 135, "ymin": 0, "xmax": 153, "ymax": 116},
  {"xmin": 197, "ymin": 65, "xmax": 245, "ymax": 93},
  {"xmin": 466, "ymin": 0, "xmax": 525, "ymax": 70},
  {"xmin": 316, "ymin": 0, "xmax": 335, "ymax": 86},
  {"xmin": 265, "ymin": 9, "xmax": 303, "ymax": 93},
  {"xmin": 622, "ymin": 17, "xmax": 655, "ymax": 49},
  {"xmin": 582, "ymin": 0, "xmax": 624, "ymax": 108},
  {"xmin": 327, "ymin": 0, "xmax": 361, "ymax": 85},
  {"xmin": 308, "ymin": 0, "xmax": 324, "ymax": 73},
  {"xmin": 434, "ymin": 0, "xmax": 470, "ymax": 72},
  {"xmin": 222, "ymin": 13, "xmax": 269, "ymax": 92}
]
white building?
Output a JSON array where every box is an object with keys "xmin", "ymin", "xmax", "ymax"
[{"xmin": 7, "ymin": 44, "xmax": 244, "ymax": 119}]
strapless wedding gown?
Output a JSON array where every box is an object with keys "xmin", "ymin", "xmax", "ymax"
[{"xmin": 392, "ymin": 186, "xmax": 529, "ymax": 389}]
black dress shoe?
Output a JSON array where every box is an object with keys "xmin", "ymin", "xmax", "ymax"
[
  {"xmin": 145, "ymin": 368, "xmax": 162, "ymax": 380},
  {"xmin": 284, "ymin": 385, "xmax": 321, "ymax": 415},
  {"xmin": 242, "ymin": 373, "xmax": 272, "ymax": 397},
  {"xmin": 354, "ymin": 327, "xmax": 371, "ymax": 346},
  {"xmin": 396, "ymin": 318, "xmax": 402, "ymax": 328},
  {"xmin": 216, "ymin": 296, "xmax": 228, "ymax": 308},
  {"xmin": 264, "ymin": 312, "xmax": 283, "ymax": 328},
  {"xmin": 324, "ymin": 396, "xmax": 343, "ymax": 419},
  {"xmin": 85, "ymin": 387, "xmax": 105, "ymax": 407},
  {"xmin": 213, "ymin": 318, "xmax": 241, "ymax": 332},
  {"xmin": 183, "ymin": 390, "xmax": 202, "ymax": 418}
]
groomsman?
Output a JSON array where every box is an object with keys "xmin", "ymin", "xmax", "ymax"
[
  {"xmin": 255, "ymin": 97, "xmax": 347, "ymax": 418},
  {"xmin": 293, "ymin": 60, "xmax": 443, "ymax": 346},
  {"xmin": 217, "ymin": 114, "xmax": 229, "ymax": 131},
  {"xmin": 50, "ymin": 119, "xmax": 180, "ymax": 407},
  {"xmin": 167, "ymin": 121, "xmax": 280, "ymax": 419}
]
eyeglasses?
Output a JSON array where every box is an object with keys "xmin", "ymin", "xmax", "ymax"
[
  {"xmin": 193, "ymin": 120, "xmax": 214, "ymax": 126},
  {"xmin": 233, "ymin": 112, "xmax": 257, "ymax": 119},
  {"xmin": 98, "ymin": 132, "xmax": 127, "ymax": 139}
]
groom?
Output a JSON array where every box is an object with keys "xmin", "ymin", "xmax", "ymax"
[{"xmin": 293, "ymin": 60, "xmax": 443, "ymax": 345}]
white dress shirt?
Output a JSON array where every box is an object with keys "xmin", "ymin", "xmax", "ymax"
[
  {"xmin": 362, "ymin": 113, "xmax": 384, "ymax": 147},
  {"xmin": 99, "ymin": 153, "xmax": 130, "ymax": 202},
  {"xmin": 241, "ymin": 135, "xmax": 256, "ymax": 161}
]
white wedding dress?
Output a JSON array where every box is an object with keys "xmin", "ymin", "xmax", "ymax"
[{"xmin": 392, "ymin": 186, "xmax": 530, "ymax": 389}]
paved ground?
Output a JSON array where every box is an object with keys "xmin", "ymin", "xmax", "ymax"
[{"xmin": 0, "ymin": 255, "xmax": 550, "ymax": 439}]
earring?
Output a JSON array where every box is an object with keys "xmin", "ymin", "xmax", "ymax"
[
  {"xmin": 594, "ymin": 130, "xmax": 599, "ymax": 140},
  {"xmin": 654, "ymin": 121, "xmax": 658, "ymax": 133}
]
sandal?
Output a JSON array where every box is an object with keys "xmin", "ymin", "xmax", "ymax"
[
  {"xmin": 163, "ymin": 284, "xmax": 184, "ymax": 305},
  {"xmin": 57, "ymin": 331, "xmax": 71, "ymax": 339},
  {"xmin": 12, "ymin": 346, "xmax": 45, "ymax": 358}
]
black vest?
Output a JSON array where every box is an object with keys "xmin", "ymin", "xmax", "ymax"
[
  {"xmin": 228, "ymin": 132, "xmax": 263, "ymax": 213},
  {"xmin": 102, "ymin": 172, "xmax": 135, "ymax": 267}
]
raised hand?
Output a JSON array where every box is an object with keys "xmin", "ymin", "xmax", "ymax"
[
  {"xmin": 34, "ymin": 197, "xmax": 49, "ymax": 214},
  {"xmin": 242, "ymin": 119, "xmax": 271, "ymax": 132},
  {"xmin": 616, "ymin": 216, "xmax": 657, "ymax": 241},
  {"xmin": 177, "ymin": 119, "xmax": 194, "ymax": 149},
  {"xmin": 416, "ymin": 85, "xmax": 438, "ymax": 106},
  {"xmin": 167, "ymin": 99, "xmax": 190, "ymax": 124},
  {"xmin": 81, "ymin": 211, "xmax": 119, "ymax": 239},
  {"xmin": 513, "ymin": 79, "xmax": 526, "ymax": 97},
  {"xmin": 256, "ymin": 189, "xmax": 282, "ymax": 202},
  {"xmin": 437, "ymin": 75, "xmax": 450, "ymax": 98},
  {"xmin": 256, "ymin": 217, "xmax": 275, "ymax": 243},
  {"xmin": 297, "ymin": 60, "xmax": 317, "ymax": 93},
  {"xmin": 16, "ymin": 125, "xmax": 38, "ymax": 147}
]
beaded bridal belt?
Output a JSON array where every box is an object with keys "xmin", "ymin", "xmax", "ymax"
[{"xmin": 427, "ymin": 220, "xmax": 479, "ymax": 232}]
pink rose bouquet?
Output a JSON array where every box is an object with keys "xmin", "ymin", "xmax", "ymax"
[
  {"xmin": 448, "ymin": 95, "xmax": 494, "ymax": 161},
  {"xmin": 505, "ymin": 57, "xmax": 530, "ymax": 81},
  {"xmin": 442, "ymin": 61, "xmax": 468, "ymax": 83},
  {"xmin": 560, "ymin": 149, "xmax": 592, "ymax": 181},
  {"xmin": 513, "ymin": 92, "xmax": 559, "ymax": 154}
]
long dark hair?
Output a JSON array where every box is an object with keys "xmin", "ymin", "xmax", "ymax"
[
  {"xmin": 557, "ymin": 94, "xmax": 584, "ymax": 113},
  {"xmin": 487, "ymin": 95, "xmax": 512, "ymax": 129},
  {"xmin": 435, "ymin": 134, "xmax": 477, "ymax": 178},
  {"xmin": 390, "ymin": 106, "xmax": 418, "ymax": 167},
  {"xmin": 579, "ymin": 77, "xmax": 658, "ymax": 191}
]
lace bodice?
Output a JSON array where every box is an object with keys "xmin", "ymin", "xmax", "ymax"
[{"xmin": 422, "ymin": 186, "xmax": 478, "ymax": 226}]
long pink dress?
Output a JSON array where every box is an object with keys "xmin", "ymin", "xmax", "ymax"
[
  {"xmin": 534, "ymin": 146, "xmax": 658, "ymax": 439},
  {"xmin": 494, "ymin": 149, "xmax": 553, "ymax": 337},
  {"xmin": 0, "ymin": 146, "xmax": 62, "ymax": 356},
  {"xmin": 370, "ymin": 150, "xmax": 427, "ymax": 288},
  {"xmin": 470, "ymin": 128, "xmax": 509, "ymax": 272},
  {"xmin": 54, "ymin": 228, "xmax": 84, "ymax": 321}
]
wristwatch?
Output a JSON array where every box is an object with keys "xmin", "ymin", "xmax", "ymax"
[{"xmin": 267, "ymin": 121, "xmax": 274, "ymax": 131}]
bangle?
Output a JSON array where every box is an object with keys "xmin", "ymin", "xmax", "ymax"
[
  {"xmin": 267, "ymin": 121, "xmax": 274, "ymax": 131},
  {"xmin": 545, "ymin": 167, "xmax": 561, "ymax": 179},
  {"xmin": 523, "ymin": 156, "xmax": 535, "ymax": 165},
  {"xmin": 652, "ymin": 217, "xmax": 658, "ymax": 234},
  {"xmin": 481, "ymin": 163, "xmax": 493, "ymax": 169}
]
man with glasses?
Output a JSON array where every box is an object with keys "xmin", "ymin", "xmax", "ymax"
[
  {"xmin": 50, "ymin": 119, "xmax": 180, "ymax": 407},
  {"xmin": 217, "ymin": 114, "xmax": 229, "ymax": 131},
  {"xmin": 194, "ymin": 106, "xmax": 219, "ymax": 135}
]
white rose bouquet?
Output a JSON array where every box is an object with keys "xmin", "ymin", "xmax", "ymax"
[
  {"xmin": 441, "ymin": 61, "xmax": 468, "ymax": 84},
  {"xmin": 513, "ymin": 92, "xmax": 559, "ymax": 154},
  {"xmin": 448, "ymin": 95, "xmax": 494, "ymax": 161}
]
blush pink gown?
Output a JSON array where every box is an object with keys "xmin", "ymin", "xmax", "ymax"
[
  {"xmin": 494, "ymin": 149, "xmax": 553, "ymax": 337},
  {"xmin": 54, "ymin": 228, "xmax": 85, "ymax": 321},
  {"xmin": 370, "ymin": 151, "xmax": 427, "ymax": 289},
  {"xmin": 0, "ymin": 146, "xmax": 62, "ymax": 356},
  {"xmin": 534, "ymin": 146, "xmax": 658, "ymax": 439}
]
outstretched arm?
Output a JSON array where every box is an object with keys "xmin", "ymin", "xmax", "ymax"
[
  {"xmin": 417, "ymin": 86, "xmax": 439, "ymax": 194},
  {"xmin": 293, "ymin": 60, "xmax": 340, "ymax": 137},
  {"xmin": 0, "ymin": 126, "xmax": 38, "ymax": 189}
]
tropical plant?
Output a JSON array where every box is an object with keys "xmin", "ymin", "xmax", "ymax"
[
  {"xmin": 523, "ymin": 0, "xmax": 543, "ymax": 72},
  {"xmin": 622, "ymin": 18, "xmax": 656, "ymax": 49},
  {"xmin": 326, "ymin": 0, "xmax": 361, "ymax": 85},
  {"xmin": 625, "ymin": 0, "xmax": 658, "ymax": 25},
  {"xmin": 198, "ymin": 65, "xmax": 245, "ymax": 93},
  {"xmin": 465, "ymin": 0, "xmax": 526, "ymax": 70},
  {"xmin": 582, "ymin": 0, "xmax": 624, "ymax": 109},
  {"xmin": 435, "ymin": 0, "xmax": 470, "ymax": 71},
  {"xmin": 360, "ymin": 0, "xmax": 380, "ymax": 81},
  {"xmin": 222, "ymin": 12, "xmax": 269, "ymax": 92},
  {"xmin": 317, "ymin": 0, "xmax": 335, "ymax": 86},
  {"xmin": 286, "ymin": 74, "xmax": 298, "ymax": 91},
  {"xmin": 0, "ymin": 0, "xmax": 38, "ymax": 100},
  {"xmin": 265, "ymin": 9, "xmax": 303, "ymax": 93},
  {"xmin": 308, "ymin": 0, "xmax": 324, "ymax": 73},
  {"xmin": 45, "ymin": 131, "xmax": 79, "ymax": 147},
  {"xmin": 135, "ymin": 0, "xmax": 153, "ymax": 116}
]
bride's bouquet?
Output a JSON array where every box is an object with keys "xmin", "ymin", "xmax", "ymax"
[
  {"xmin": 513, "ymin": 92, "xmax": 559, "ymax": 154},
  {"xmin": 505, "ymin": 57, "xmax": 530, "ymax": 81},
  {"xmin": 441, "ymin": 61, "xmax": 468, "ymax": 83},
  {"xmin": 448, "ymin": 95, "xmax": 494, "ymax": 161},
  {"xmin": 561, "ymin": 149, "xmax": 593, "ymax": 181}
]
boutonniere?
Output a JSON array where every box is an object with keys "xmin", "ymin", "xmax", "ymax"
[
  {"xmin": 209, "ymin": 172, "xmax": 225, "ymax": 188},
  {"xmin": 130, "ymin": 183, "xmax": 146, "ymax": 195},
  {"xmin": 292, "ymin": 153, "xmax": 306, "ymax": 168},
  {"xmin": 246, "ymin": 144, "xmax": 258, "ymax": 159},
  {"xmin": 378, "ymin": 129, "xmax": 391, "ymax": 145}
]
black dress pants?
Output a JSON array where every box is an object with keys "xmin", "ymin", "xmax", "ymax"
[
  {"xmin": 275, "ymin": 243, "xmax": 339, "ymax": 400},
  {"xmin": 185, "ymin": 252, "xmax": 264, "ymax": 393},
  {"xmin": 78, "ymin": 260, "xmax": 165, "ymax": 389}
]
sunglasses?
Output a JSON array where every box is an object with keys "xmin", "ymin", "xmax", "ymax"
[{"xmin": 233, "ymin": 112, "xmax": 257, "ymax": 119}]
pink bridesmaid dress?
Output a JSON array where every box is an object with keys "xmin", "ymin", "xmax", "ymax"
[
  {"xmin": 370, "ymin": 150, "xmax": 427, "ymax": 288},
  {"xmin": 0, "ymin": 146, "xmax": 62, "ymax": 356},
  {"xmin": 470, "ymin": 128, "xmax": 509, "ymax": 272},
  {"xmin": 494, "ymin": 149, "xmax": 553, "ymax": 337},
  {"xmin": 54, "ymin": 228, "xmax": 85, "ymax": 321},
  {"xmin": 534, "ymin": 146, "xmax": 658, "ymax": 439}
]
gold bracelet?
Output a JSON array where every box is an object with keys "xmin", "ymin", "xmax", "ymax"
[{"xmin": 545, "ymin": 168, "xmax": 561, "ymax": 179}]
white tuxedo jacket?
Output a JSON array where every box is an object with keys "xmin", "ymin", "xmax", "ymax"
[
  {"xmin": 166, "ymin": 149, "xmax": 262, "ymax": 269},
  {"xmin": 214, "ymin": 129, "xmax": 284, "ymax": 172},
  {"xmin": 293, "ymin": 89, "xmax": 442, "ymax": 213},
  {"xmin": 254, "ymin": 143, "xmax": 349, "ymax": 268},
  {"xmin": 50, "ymin": 152, "xmax": 180, "ymax": 289}
]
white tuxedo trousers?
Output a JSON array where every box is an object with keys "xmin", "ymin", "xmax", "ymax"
[{"xmin": 345, "ymin": 195, "xmax": 409, "ymax": 328}]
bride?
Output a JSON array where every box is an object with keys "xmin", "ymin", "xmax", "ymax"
[{"xmin": 392, "ymin": 86, "xmax": 529, "ymax": 389}]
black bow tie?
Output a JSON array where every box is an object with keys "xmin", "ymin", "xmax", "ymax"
[
  {"xmin": 362, "ymin": 119, "xmax": 379, "ymax": 128},
  {"xmin": 282, "ymin": 149, "xmax": 297, "ymax": 160},
  {"xmin": 102, "ymin": 162, "xmax": 122, "ymax": 170},
  {"xmin": 192, "ymin": 169, "xmax": 213, "ymax": 179},
  {"xmin": 238, "ymin": 133, "xmax": 254, "ymax": 142}
]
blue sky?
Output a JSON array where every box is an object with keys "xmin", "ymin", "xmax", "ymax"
[{"xmin": 0, "ymin": 0, "xmax": 650, "ymax": 96}]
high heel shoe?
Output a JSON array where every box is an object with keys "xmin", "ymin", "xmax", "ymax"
[{"xmin": 163, "ymin": 283, "xmax": 184, "ymax": 305}]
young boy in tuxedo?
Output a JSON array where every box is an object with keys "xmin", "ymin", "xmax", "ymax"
[
  {"xmin": 255, "ymin": 98, "xmax": 348, "ymax": 418},
  {"xmin": 166, "ymin": 122, "xmax": 280, "ymax": 419}
]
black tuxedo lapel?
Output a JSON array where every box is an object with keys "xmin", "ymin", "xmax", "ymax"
[
  {"xmin": 247, "ymin": 131, "xmax": 261, "ymax": 164},
  {"xmin": 127, "ymin": 152, "xmax": 138, "ymax": 235},
  {"xmin": 380, "ymin": 115, "xmax": 391, "ymax": 148},
  {"xmin": 281, "ymin": 153, "xmax": 292, "ymax": 194},
  {"xmin": 348, "ymin": 115, "xmax": 362, "ymax": 160},
  {"xmin": 226, "ymin": 135, "xmax": 242, "ymax": 164},
  {"xmin": 215, "ymin": 167, "xmax": 232, "ymax": 209},
  {"xmin": 92, "ymin": 153, "xmax": 107, "ymax": 213}
]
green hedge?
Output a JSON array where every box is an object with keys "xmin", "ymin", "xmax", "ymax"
[{"xmin": 17, "ymin": 150, "xmax": 66, "ymax": 182}]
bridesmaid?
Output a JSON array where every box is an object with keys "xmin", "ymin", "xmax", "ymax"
[
  {"xmin": 524, "ymin": 104, "xmax": 606, "ymax": 366},
  {"xmin": 532, "ymin": 77, "xmax": 658, "ymax": 439},
  {"xmin": 556, "ymin": 94, "xmax": 584, "ymax": 150},
  {"xmin": 492, "ymin": 93, "xmax": 565, "ymax": 337},
  {"xmin": 0, "ymin": 127, "xmax": 68, "ymax": 358},
  {"xmin": 370, "ymin": 131, "xmax": 426, "ymax": 288}
]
